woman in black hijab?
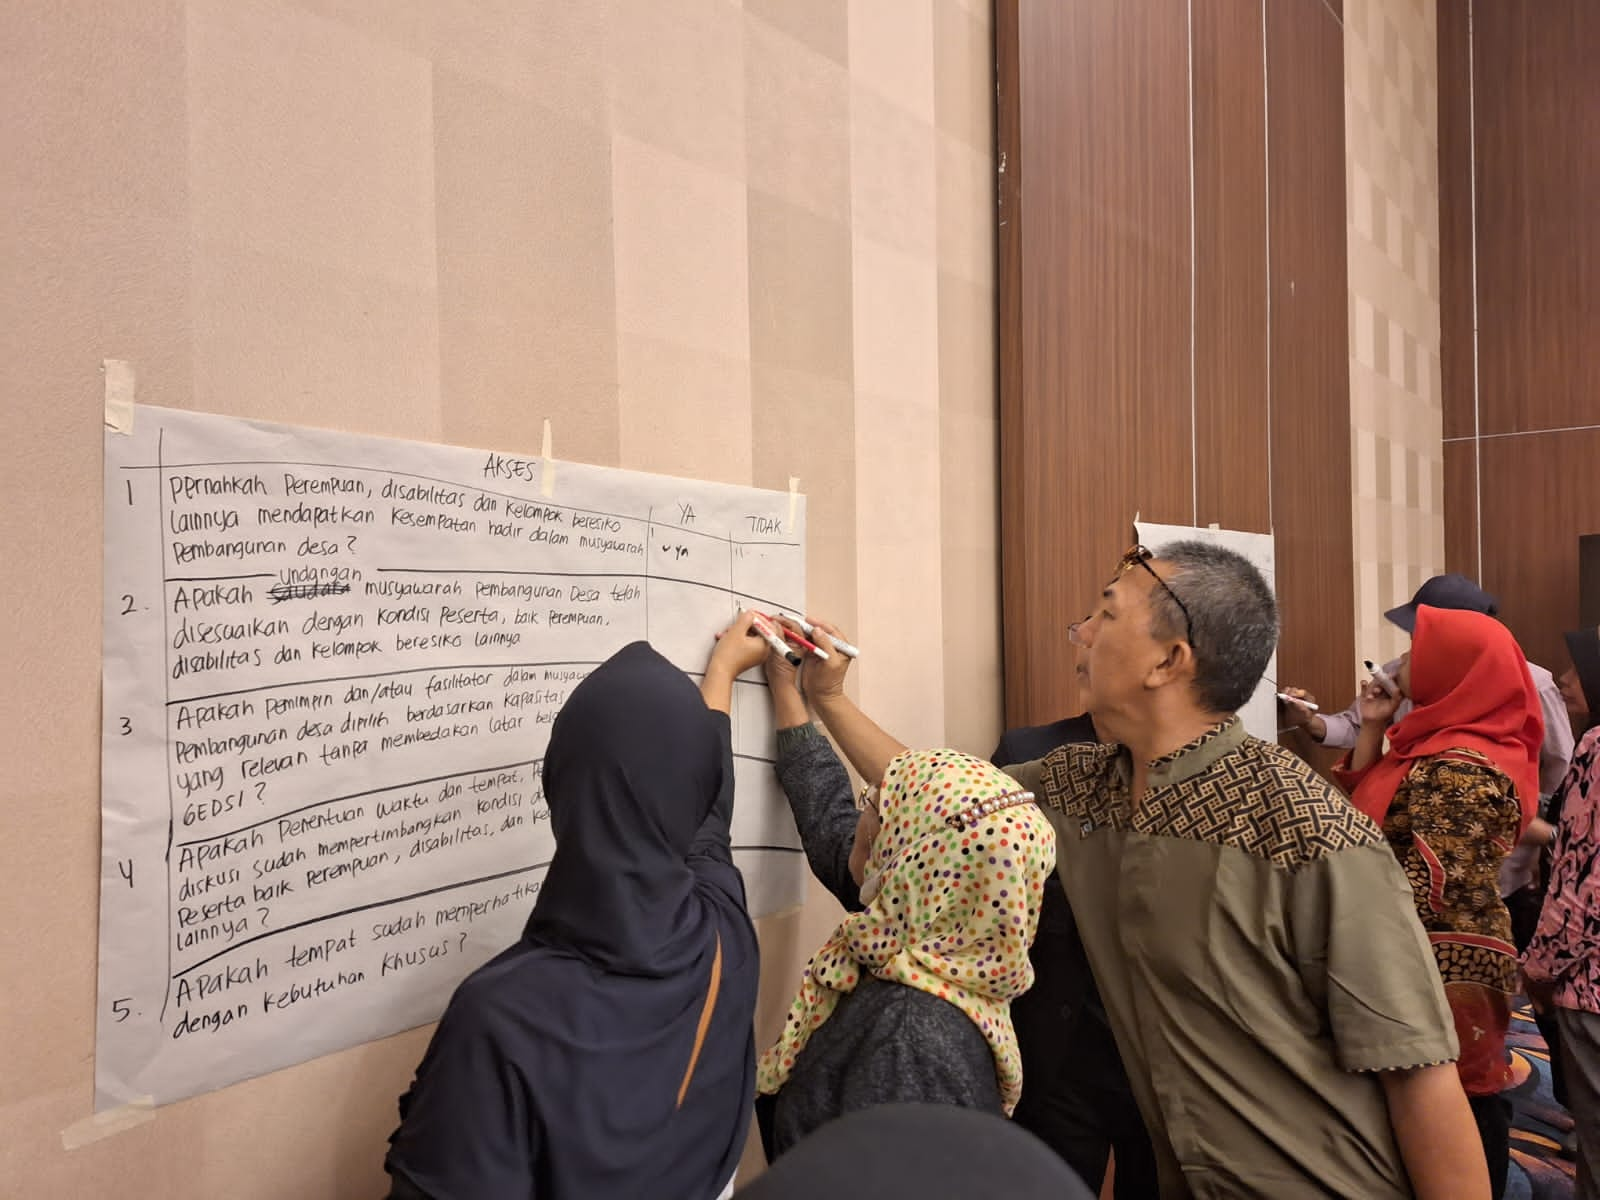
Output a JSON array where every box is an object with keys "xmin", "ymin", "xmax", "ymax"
[
  {"xmin": 384, "ymin": 617, "xmax": 770, "ymax": 1200},
  {"xmin": 1559, "ymin": 624, "xmax": 1600, "ymax": 739}
]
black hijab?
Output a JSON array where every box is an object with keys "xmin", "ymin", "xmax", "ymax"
[
  {"xmin": 387, "ymin": 642, "xmax": 759, "ymax": 1200},
  {"xmin": 1565, "ymin": 626, "xmax": 1600, "ymax": 732},
  {"xmin": 527, "ymin": 640, "xmax": 726, "ymax": 971}
]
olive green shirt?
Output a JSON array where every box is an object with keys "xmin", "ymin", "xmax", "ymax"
[{"xmin": 1005, "ymin": 718, "xmax": 1457, "ymax": 1200}]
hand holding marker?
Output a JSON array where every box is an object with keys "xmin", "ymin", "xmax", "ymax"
[
  {"xmin": 746, "ymin": 610, "xmax": 859, "ymax": 666},
  {"xmin": 1364, "ymin": 659, "xmax": 1400, "ymax": 698},
  {"xmin": 791, "ymin": 616, "xmax": 859, "ymax": 660},
  {"xmin": 748, "ymin": 612, "xmax": 802, "ymax": 666},
  {"xmin": 776, "ymin": 623, "xmax": 829, "ymax": 660}
]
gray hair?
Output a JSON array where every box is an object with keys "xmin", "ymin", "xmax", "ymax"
[{"xmin": 1150, "ymin": 540, "xmax": 1279, "ymax": 714}]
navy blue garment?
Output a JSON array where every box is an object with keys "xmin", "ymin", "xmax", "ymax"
[
  {"xmin": 993, "ymin": 715, "xmax": 1099, "ymax": 767},
  {"xmin": 740, "ymin": 1104, "xmax": 1094, "ymax": 1199},
  {"xmin": 995, "ymin": 714, "xmax": 1158, "ymax": 1199},
  {"xmin": 385, "ymin": 642, "xmax": 759, "ymax": 1200}
]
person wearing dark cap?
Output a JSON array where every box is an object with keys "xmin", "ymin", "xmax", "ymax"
[
  {"xmin": 1561, "ymin": 624, "xmax": 1600, "ymax": 740},
  {"xmin": 736, "ymin": 1104, "xmax": 1096, "ymax": 1200},
  {"xmin": 1282, "ymin": 573, "xmax": 1573, "ymax": 935}
]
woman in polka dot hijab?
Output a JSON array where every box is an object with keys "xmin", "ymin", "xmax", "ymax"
[{"xmin": 757, "ymin": 748, "xmax": 1057, "ymax": 1114}]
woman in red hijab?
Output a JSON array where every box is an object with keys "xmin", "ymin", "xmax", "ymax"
[{"xmin": 1334, "ymin": 605, "xmax": 1543, "ymax": 1199}]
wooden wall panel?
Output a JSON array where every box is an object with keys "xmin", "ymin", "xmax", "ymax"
[
  {"xmin": 1439, "ymin": 0, "xmax": 1600, "ymax": 668},
  {"xmin": 1477, "ymin": 429, "xmax": 1600, "ymax": 673},
  {"xmin": 1265, "ymin": 0, "xmax": 1355, "ymax": 714},
  {"xmin": 1442, "ymin": 440, "xmax": 1480, "ymax": 583},
  {"xmin": 999, "ymin": 0, "xmax": 1194, "ymax": 726},
  {"xmin": 1436, "ymin": 0, "xmax": 1475, "ymax": 443},
  {"xmin": 996, "ymin": 0, "xmax": 1029, "ymax": 721},
  {"xmin": 1581, "ymin": 535, "xmax": 1600, "ymax": 630},
  {"xmin": 1192, "ymin": 0, "xmax": 1271, "ymax": 535},
  {"xmin": 1470, "ymin": 0, "xmax": 1600, "ymax": 437},
  {"xmin": 1000, "ymin": 0, "xmax": 1354, "ymax": 731}
]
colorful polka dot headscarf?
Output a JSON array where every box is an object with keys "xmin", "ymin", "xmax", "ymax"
[{"xmin": 756, "ymin": 748, "xmax": 1057, "ymax": 1113}]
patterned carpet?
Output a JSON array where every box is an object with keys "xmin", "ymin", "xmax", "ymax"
[{"xmin": 1505, "ymin": 1000, "xmax": 1576, "ymax": 1200}]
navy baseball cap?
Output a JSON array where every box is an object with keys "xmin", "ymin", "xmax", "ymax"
[{"xmin": 1384, "ymin": 573, "xmax": 1499, "ymax": 633}]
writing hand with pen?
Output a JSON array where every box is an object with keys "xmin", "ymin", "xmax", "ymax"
[
  {"xmin": 702, "ymin": 609, "xmax": 774, "ymax": 714},
  {"xmin": 1277, "ymin": 687, "xmax": 1327, "ymax": 740},
  {"xmin": 758, "ymin": 613, "xmax": 904, "ymax": 788},
  {"xmin": 778, "ymin": 615, "xmax": 854, "ymax": 704},
  {"xmin": 741, "ymin": 611, "xmax": 853, "ymax": 724}
]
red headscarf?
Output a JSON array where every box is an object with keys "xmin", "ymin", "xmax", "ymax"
[{"xmin": 1350, "ymin": 606, "xmax": 1543, "ymax": 832}]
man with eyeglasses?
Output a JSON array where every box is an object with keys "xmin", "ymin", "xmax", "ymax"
[{"xmin": 998, "ymin": 541, "xmax": 1488, "ymax": 1199}]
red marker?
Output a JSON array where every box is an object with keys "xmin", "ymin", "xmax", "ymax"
[
  {"xmin": 749, "ymin": 613, "xmax": 802, "ymax": 666},
  {"xmin": 777, "ymin": 624, "xmax": 830, "ymax": 661}
]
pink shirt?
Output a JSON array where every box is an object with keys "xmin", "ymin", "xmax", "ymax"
[{"xmin": 1522, "ymin": 726, "xmax": 1600, "ymax": 1014}]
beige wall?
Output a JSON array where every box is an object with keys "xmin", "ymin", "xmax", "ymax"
[
  {"xmin": 0, "ymin": 2, "xmax": 999, "ymax": 1194},
  {"xmin": 1344, "ymin": 0, "xmax": 1445, "ymax": 671}
]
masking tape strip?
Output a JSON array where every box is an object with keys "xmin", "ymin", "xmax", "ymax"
[
  {"xmin": 60, "ymin": 1096, "xmax": 155, "ymax": 1150},
  {"xmin": 103, "ymin": 359, "xmax": 136, "ymax": 435},
  {"xmin": 540, "ymin": 419, "xmax": 555, "ymax": 498},
  {"xmin": 787, "ymin": 476, "xmax": 800, "ymax": 534}
]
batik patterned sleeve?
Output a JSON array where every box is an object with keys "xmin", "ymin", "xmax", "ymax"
[{"xmin": 1391, "ymin": 758, "xmax": 1520, "ymax": 992}]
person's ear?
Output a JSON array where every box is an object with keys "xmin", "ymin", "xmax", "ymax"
[{"xmin": 1142, "ymin": 640, "xmax": 1196, "ymax": 690}]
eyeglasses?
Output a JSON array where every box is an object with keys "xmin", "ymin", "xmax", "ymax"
[{"xmin": 1116, "ymin": 544, "xmax": 1195, "ymax": 647}]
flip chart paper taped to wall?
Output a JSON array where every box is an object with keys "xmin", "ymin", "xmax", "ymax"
[{"xmin": 98, "ymin": 406, "xmax": 806, "ymax": 1109}]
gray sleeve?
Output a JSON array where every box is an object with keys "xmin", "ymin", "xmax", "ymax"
[
  {"xmin": 1324, "ymin": 657, "xmax": 1421, "ymax": 749},
  {"xmin": 1535, "ymin": 668, "xmax": 1576, "ymax": 797},
  {"xmin": 774, "ymin": 723, "xmax": 863, "ymax": 911},
  {"xmin": 1317, "ymin": 695, "xmax": 1363, "ymax": 749},
  {"xmin": 839, "ymin": 1001, "xmax": 1002, "ymax": 1114}
]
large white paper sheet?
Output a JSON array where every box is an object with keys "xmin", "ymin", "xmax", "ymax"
[
  {"xmin": 1135, "ymin": 522, "xmax": 1279, "ymax": 743},
  {"xmin": 97, "ymin": 406, "xmax": 806, "ymax": 1109}
]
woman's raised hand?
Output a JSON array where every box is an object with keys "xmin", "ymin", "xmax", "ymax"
[
  {"xmin": 776, "ymin": 615, "xmax": 854, "ymax": 706},
  {"xmin": 707, "ymin": 610, "xmax": 771, "ymax": 678},
  {"xmin": 1356, "ymin": 675, "xmax": 1402, "ymax": 725}
]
